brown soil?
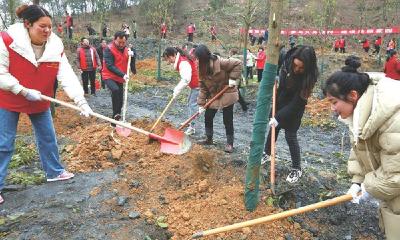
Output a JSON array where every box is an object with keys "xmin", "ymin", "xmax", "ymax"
[{"xmin": 57, "ymin": 112, "xmax": 312, "ymax": 239}]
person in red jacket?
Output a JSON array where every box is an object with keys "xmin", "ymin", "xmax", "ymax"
[
  {"xmin": 187, "ymin": 22, "xmax": 195, "ymax": 42},
  {"xmin": 384, "ymin": 50, "xmax": 400, "ymax": 80},
  {"xmin": 373, "ymin": 36, "xmax": 382, "ymax": 54},
  {"xmin": 0, "ymin": 4, "xmax": 93, "ymax": 204},
  {"xmin": 339, "ymin": 36, "xmax": 346, "ymax": 53},
  {"xmin": 334, "ymin": 38, "xmax": 340, "ymax": 52},
  {"xmin": 77, "ymin": 37, "xmax": 101, "ymax": 96},
  {"xmin": 361, "ymin": 38, "xmax": 370, "ymax": 53},
  {"xmin": 64, "ymin": 11, "xmax": 73, "ymax": 39},
  {"xmin": 163, "ymin": 47, "xmax": 200, "ymax": 135},
  {"xmin": 102, "ymin": 31, "xmax": 135, "ymax": 125},
  {"xmin": 160, "ymin": 22, "xmax": 167, "ymax": 39},
  {"xmin": 255, "ymin": 46, "xmax": 266, "ymax": 82}
]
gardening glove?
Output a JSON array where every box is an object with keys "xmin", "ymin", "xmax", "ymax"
[
  {"xmin": 78, "ymin": 101, "xmax": 93, "ymax": 118},
  {"xmin": 128, "ymin": 49, "xmax": 134, "ymax": 57},
  {"xmin": 123, "ymin": 74, "xmax": 129, "ymax": 82},
  {"xmin": 347, "ymin": 183, "xmax": 362, "ymax": 204},
  {"xmin": 20, "ymin": 88, "xmax": 42, "ymax": 101},
  {"xmin": 269, "ymin": 117, "xmax": 278, "ymax": 127},
  {"xmin": 198, "ymin": 106, "xmax": 206, "ymax": 114},
  {"xmin": 229, "ymin": 79, "xmax": 238, "ymax": 87}
]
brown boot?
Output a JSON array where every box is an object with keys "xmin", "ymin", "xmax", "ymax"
[
  {"xmin": 224, "ymin": 144, "xmax": 234, "ymax": 153},
  {"xmin": 199, "ymin": 136, "xmax": 213, "ymax": 145}
]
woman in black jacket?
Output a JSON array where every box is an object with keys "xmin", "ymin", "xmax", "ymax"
[{"xmin": 263, "ymin": 45, "xmax": 319, "ymax": 183}]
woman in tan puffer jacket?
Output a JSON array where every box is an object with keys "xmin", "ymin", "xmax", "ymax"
[
  {"xmin": 194, "ymin": 45, "xmax": 242, "ymax": 153},
  {"xmin": 324, "ymin": 56, "xmax": 400, "ymax": 240}
]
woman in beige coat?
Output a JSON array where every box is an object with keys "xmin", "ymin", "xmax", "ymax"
[
  {"xmin": 324, "ymin": 56, "xmax": 400, "ymax": 240},
  {"xmin": 194, "ymin": 45, "xmax": 242, "ymax": 153}
]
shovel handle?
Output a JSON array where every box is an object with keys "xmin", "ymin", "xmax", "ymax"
[
  {"xmin": 192, "ymin": 194, "xmax": 353, "ymax": 238},
  {"xmin": 41, "ymin": 95, "xmax": 150, "ymax": 136},
  {"xmin": 178, "ymin": 85, "xmax": 230, "ymax": 130},
  {"xmin": 270, "ymin": 80, "xmax": 277, "ymax": 194},
  {"xmin": 150, "ymin": 96, "xmax": 175, "ymax": 132}
]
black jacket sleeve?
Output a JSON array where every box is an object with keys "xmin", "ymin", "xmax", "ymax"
[
  {"xmin": 104, "ymin": 47, "xmax": 125, "ymax": 77},
  {"xmin": 130, "ymin": 48, "xmax": 137, "ymax": 75}
]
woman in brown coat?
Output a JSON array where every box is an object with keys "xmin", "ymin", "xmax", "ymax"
[{"xmin": 194, "ymin": 45, "xmax": 242, "ymax": 153}]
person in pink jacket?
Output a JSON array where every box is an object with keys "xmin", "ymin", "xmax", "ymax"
[{"xmin": 255, "ymin": 46, "xmax": 266, "ymax": 82}]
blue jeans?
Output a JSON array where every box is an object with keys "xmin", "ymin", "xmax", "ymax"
[
  {"xmin": 187, "ymin": 88, "xmax": 199, "ymax": 128},
  {"xmin": 0, "ymin": 108, "xmax": 65, "ymax": 191}
]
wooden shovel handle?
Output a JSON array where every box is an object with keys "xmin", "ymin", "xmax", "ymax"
[
  {"xmin": 192, "ymin": 194, "xmax": 353, "ymax": 238},
  {"xmin": 270, "ymin": 80, "xmax": 277, "ymax": 193},
  {"xmin": 150, "ymin": 96, "xmax": 175, "ymax": 132},
  {"xmin": 178, "ymin": 85, "xmax": 230, "ymax": 130},
  {"xmin": 41, "ymin": 95, "xmax": 150, "ymax": 136}
]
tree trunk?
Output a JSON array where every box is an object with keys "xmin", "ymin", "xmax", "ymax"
[
  {"xmin": 8, "ymin": 0, "xmax": 15, "ymax": 24},
  {"xmin": 244, "ymin": 0, "xmax": 283, "ymax": 211},
  {"xmin": 32, "ymin": 0, "xmax": 40, "ymax": 4}
]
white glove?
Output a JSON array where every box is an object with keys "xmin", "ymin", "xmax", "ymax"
[
  {"xmin": 228, "ymin": 79, "xmax": 237, "ymax": 87},
  {"xmin": 198, "ymin": 106, "xmax": 206, "ymax": 114},
  {"xmin": 128, "ymin": 49, "xmax": 134, "ymax": 57},
  {"xmin": 78, "ymin": 102, "xmax": 93, "ymax": 118},
  {"xmin": 347, "ymin": 183, "xmax": 363, "ymax": 204},
  {"xmin": 269, "ymin": 117, "xmax": 278, "ymax": 127},
  {"xmin": 173, "ymin": 88, "xmax": 181, "ymax": 98},
  {"xmin": 21, "ymin": 88, "xmax": 42, "ymax": 101},
  {"xmin": 123, "ymin": 74, "xmax": 129, "ymax": 82}
]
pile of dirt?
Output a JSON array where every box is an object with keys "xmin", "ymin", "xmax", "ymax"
[
  {"xmin": 61, "ymin": 116, "xmax": 312, "ymax": 239},
  {"xmin": 131, "ymin": 59, "xmax": 162, "ymax": 86}
]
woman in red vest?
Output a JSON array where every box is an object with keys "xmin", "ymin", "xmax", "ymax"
[
  {"xmin": 163, "ymin": 47, "xmax": 200, "ymax": 135},
  {"xmin": 255, "ymin": 46, "xmax": 266, "ymax": 82},
  {"xmin": 0, "ymin": 5, "xmax": 92, "ymax": 204},
  {"xmin": 384, "ymin": 50, "xmax": 400, "ymax": 80}
]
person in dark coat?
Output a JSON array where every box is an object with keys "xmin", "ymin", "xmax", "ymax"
[{"xmin": 262, "ymin": 45, "xmax": 319, "ymax": 183}]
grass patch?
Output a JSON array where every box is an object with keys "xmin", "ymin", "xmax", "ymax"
[
  {"xmin": 9, "ymin": 140, "xmax": 37, "ymax": 169},
  {"xmin": 7, "ymin": 171, "xmax": 45, "ymax": 185},
  {"xmin": 301, "ymin": 116, "xmax": 338, "ymax": 129},
  {"xmin": 128, "ymin": 81, "xmax": 147, "ymax": 93}
]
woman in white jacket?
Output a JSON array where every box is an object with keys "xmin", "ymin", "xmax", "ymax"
[
  {"xmin": 324, "ymin": 56, "xmax": 400, "ymax": 239},
  {"xmin": 0, "ymin": 4, "xmax": 92, "ymax": 204}
]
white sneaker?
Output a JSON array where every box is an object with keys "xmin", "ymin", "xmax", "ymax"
[
  {"xmin": 184, "ymin": 127, "xmax": 195, "ymax": 135},
  {"xmin": 286, "ymin": 169, "xmax": 302, "ymax": 183},
  {"xmin": 47, "ymin": 171, "xmax": 75, "ymax": 182}
]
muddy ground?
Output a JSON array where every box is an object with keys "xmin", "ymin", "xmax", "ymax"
[{"xmin": 1, "ymin": 53, "xmax": 384, "ymax": 240}]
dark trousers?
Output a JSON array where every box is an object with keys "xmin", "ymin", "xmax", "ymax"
[
  {"xmin": 204, "ymin": 104, "xmax": 234, "ymax": 144},
  {"xmin": 81, "ymin": 70, "xmax": 96, "ymax": 94},
  {"xmin": 67, "ymin": 26, "xmax": 73, "ymax": 39},
  {"xmin": 246, "ymin": 66, "xmax": 253, "ymax": 79},
  {"xmin": 264, "ymin": 127, "xmax": 301, "ymax": 170},
  {"xmin": 188, "ymin": 33, "xmax": 193, "ymax": 42},
  {"xmin": 340, "ymin": 47, "xmax": 345, "ymax": 53},
  {"xmin": 257, "ymin": 69, "xmax": 263, "ymax": 82},
  {"xmin": 105, "ymin": 80, "xmax": 124, "ymax": 118}
]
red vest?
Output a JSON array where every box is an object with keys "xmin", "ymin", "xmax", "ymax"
[
  {"xmin": 384, "ymin": 56, "xmax": 400, "ymax": 80},
  {"xmin": 79, "ymin": 47, "xmax": 98, "ymax": 70},
  {"xmin": 101, "ymin": 43, "xmax": 128, "ymax": 83},
  {"xmin": 176, "ymin": 56, "xmax": 199, "ymax": 89},
  {"xmin": 334, "ymin": 39, "xmax": 340, "ymax": 48},
  {"xmin": 362, "ymin": 40, "xmax": 369, "ymax": 48},
  {"xmin": 0, "ymin": 32, "xmax": 58, "ymax": 114},
  {"xmin": 187, "ymin": 25, "xmax": 194, "ymax": 34},
  {"xmin": 339, "ymin": 39, "xmax": 345, "ymax": 48},
  {"xmin": 256, "ymin": 51, "xmax": 266, "ymax": 69}
]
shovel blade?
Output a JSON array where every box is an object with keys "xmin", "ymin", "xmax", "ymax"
[
  {"xmin": 159, "ymin": 128, "xmax": 191, "ymax": 155},
  {"xmin": 115, "ymin": 126, "xmax": 132, "ymax": 137}
]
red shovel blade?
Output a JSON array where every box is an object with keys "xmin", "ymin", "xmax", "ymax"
[
  {"xmin": 115, "ymin": 126, "xmax": 132, "ymax": 137},
  {"xmin": 152, "ymin": 128, "xmax": 191, "ymax": 155}
]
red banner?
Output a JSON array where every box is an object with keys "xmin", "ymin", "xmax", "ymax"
[{"xmin": 247, "ymin": 27, "xmax": 400, "ymax": 36}]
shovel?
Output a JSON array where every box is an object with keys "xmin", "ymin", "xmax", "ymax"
[
  {"xmin": 41, "ymin": 95, "xmax": 191, "ymax": 155},
  {"xmin": 115, "ymin": 56, "xmax": 132, "ymax": 137},
  {"xmin": 149, "ymin": 95, "xmax": 176, "ymax": 132},
  {"xmin": 192, "ymin": 194, "xmax": 354, "ymax": 238},
  {"xmin": 270, "ymin": 80, "xmax": 277, "ymax": 195},
  {"xmin": 178, "ymin": 85, "xmax": 230, "ymax": 130}
]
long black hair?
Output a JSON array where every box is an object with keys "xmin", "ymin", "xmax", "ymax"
[
  {"xmin": 162, "ymin": 47, "xmax": 192, "ymax": 61},
  {"xmin": 323, "ymin": 55, "xmax": 370, "ymax": 101},
  {"xmin": 16, "ymin": 4, "xmax": 51, "ymax": 24},
  {"xmin": 194, "ymin": 44, "xmax": 218, "ymax": 79},
  {"xmin": 287, "ymin": 45, "xmax": 319, "ymax": 98}
]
